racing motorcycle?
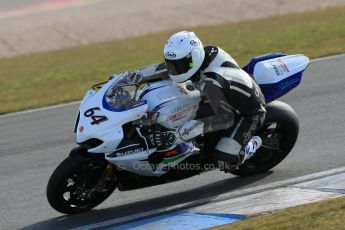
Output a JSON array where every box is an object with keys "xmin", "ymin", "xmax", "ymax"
[{"xmin": 47, "ymin": 53, "xmax": 309, "ymax": 214}]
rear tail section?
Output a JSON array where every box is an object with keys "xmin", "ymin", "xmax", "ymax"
[{"xmin": 243, "ymin": 53, "xmax": 309, "ymax": 102}]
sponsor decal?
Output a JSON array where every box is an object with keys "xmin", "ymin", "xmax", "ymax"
[
  {"xmin": 190, "ymin": 40, "xmax": 200, "ymax": 46},
  {"xmin": 271, "ymin": 59, "xmax": 290, "ymax": 76},
  {"xmin": 165, "ymin": 51, "xmax": 176, "ymax": 58},
  {"xmin": 170, "ymin": 103, "xmax": 190, "ymax": 114},
  {"xmin": 180, "ymin": 121, "xmax": 202, "ymax": 138},
  {"xmin": 166, "ymin": 104, "xmax": 198, "ymax": 122},
  {"xmin": 116, "ymin": 147, "xmax": 144, "ymax": 157},
  {"xmin": 272, "ymin": 64, "xmax": 280, "ymax": 76},
  {"xmin": 277, "ymin": 59, "xmax": 289, "ymax": 72},
  {"xmin": 79, "ymin": 126, "xmax": 84, "ymax": 133}
]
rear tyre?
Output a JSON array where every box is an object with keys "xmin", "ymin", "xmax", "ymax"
[
  {"xmin": 47, "ymin": 149, "xmax": 117, "ymax": 214},
  {"xmin": 231, "ymin": 101, "xmax": 299, "ymax": 176}
]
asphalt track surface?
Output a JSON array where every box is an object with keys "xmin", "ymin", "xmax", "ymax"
[{"xmin": 0, "ymin": 55, "xmax": 345, "ymax": 229}]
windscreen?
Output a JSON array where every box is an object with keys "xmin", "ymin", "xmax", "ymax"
[{"xmin": 104, "ymin": 72, "xmax": 143, "ymax": 110}]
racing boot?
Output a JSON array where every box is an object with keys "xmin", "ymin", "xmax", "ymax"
[
  {"xmin": 215, "ymin": 136, "xmax": 262, "ymax": 172},
  {"xmin": 241, "ymin": 136, "xmax": 262, "ymax": 164}
]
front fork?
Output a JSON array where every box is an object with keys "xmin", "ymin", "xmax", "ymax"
[{"xmin": 69, "ymin": 146, "xmax": 117, "ymax": 190}]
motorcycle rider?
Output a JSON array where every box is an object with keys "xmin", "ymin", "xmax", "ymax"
[{"xmin": 155, "ymin": 31, "xmax": 266, "ymax": 171}]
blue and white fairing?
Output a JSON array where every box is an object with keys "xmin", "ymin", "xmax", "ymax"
[
  {"xmin": 139, "ymin": 80, "xmax": 201, "ymax": 129},
  {"xmin": 75, "ymin": 74, "xmax": 148, "ymax": 154},
  {"xmin": 243, "ymin": 53, "xmax": 310, "ymax": 102},
  {"xmin": 75, "ymin": 66, "xmax": 201, "ymax": 177}
]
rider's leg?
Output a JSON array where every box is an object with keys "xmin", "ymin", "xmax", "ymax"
[{"xmin": 214, "ymin": 110, "xmax": 265, "ymax": 171}]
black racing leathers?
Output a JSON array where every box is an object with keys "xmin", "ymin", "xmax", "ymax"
[{"xmin": 194, "ymin": 46, "xmax": 266, "ymax": 164}]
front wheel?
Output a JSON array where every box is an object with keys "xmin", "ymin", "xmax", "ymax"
[
  {"xmin": 47, "ymin": 148, "xmax": 117, "ymax": 214},
  {"xmin": 231, "ymin": 101, "xmax": 299, "ymax": 176}
]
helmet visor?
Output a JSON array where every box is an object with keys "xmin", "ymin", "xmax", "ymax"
[{"xmin": 165, "ymin": 54, "xmax": 193, "ymax": 76}]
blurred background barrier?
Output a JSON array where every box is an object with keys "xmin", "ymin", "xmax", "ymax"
[{"xmin": 0, "ymin": 0, "xmax": 345, "ymax": 58}]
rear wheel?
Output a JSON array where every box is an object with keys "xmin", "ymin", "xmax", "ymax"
[
  {"xmin": 47, "ymin": 148, "xmax": 117, "ymax": 214},
  {"xmin": 231, "ymin": 101, "xmax": 299, "ymax": 176}
]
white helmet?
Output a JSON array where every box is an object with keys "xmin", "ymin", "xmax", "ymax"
[{"xmin": 164, "ymin": 31, "xmax": 205, "ymax": 83}]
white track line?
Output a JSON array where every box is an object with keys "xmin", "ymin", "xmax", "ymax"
[
  {"xmin": 0, "ymin": 101, "xmax": 80, "ymax": 118},
  {"xmin": 1, "ymin": 53, "xmax": 344, "ymax": 119},
  {"xmin": 310, "ymin": 53, "xmax": 345, "ymax": 63},
  {"xmin": 72, "ymin": 166, "xmax": 345, "ymax": 230}
]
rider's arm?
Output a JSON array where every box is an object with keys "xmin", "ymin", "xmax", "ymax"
[
  {"xmin": 197, "ymin": 79, "xmax": 235, "ymax": 134},
  {"xmin": 153, "ymin": 79, "xmax": 235, "ymax": 146},
  {"xmin": 175, "ymin": 79, "xmax": 235, "ymax": 142}
]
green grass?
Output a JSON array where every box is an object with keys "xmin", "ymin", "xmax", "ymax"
[
  {"xmin": 1, "ymin": 7, "xmax": 345, "ymax": 114},
  {"xmin": 215, "ymin": 196, "xmax": 345, "ymax": 230}
]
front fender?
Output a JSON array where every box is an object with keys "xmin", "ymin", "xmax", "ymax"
[{"xmin": 69, "ymin": 146, "xmax": 106, "ymax": 162}]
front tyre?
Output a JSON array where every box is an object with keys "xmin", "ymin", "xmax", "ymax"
[
  {"xmin": 231, "ymin": 101, "xmax": 299, "ymax": 176},
  {"xmin": 47, "ymin": 149, "xmax": 117, "ymax": 214}
]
